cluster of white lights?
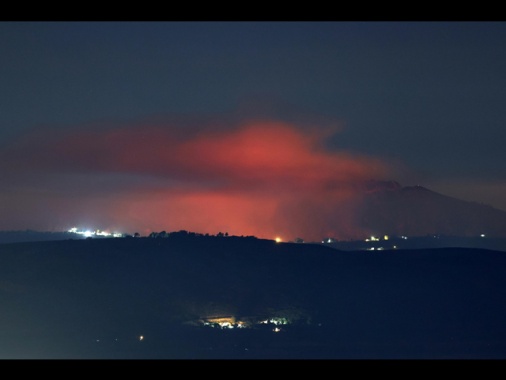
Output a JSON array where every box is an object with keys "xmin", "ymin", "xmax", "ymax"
[
  {"xmin": 260, "ymin": 317, "xmax": 288, "ymax": 325},
  {"xmin": 202, "ymin": 316, "xmax": 289, "ymax": 330},
  {"xmin": 67, "ymin": 227, "xmax": 123, "ymax": 238},
  {"xmin": 203, "ymin": 321, "xmax": 247, "ymax": 329},
  {"xmin": 365, "ymin": 235, "xmax": 390, "ymax": 242}
]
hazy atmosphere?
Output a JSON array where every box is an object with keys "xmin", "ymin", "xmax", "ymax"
[
  {"xmin": 2, "ymin": 21, "xmax": 506, "ymax": 240},
  {"xmin": 3, "ymin": 21, "xmax": 506, "ymax": 361}
]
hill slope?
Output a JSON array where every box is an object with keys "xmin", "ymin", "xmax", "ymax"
[{"xmin": 1, "ymin": 235, "xmax": 506, "ymax": 359}]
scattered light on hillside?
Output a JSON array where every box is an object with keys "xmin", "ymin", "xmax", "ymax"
[{"xmin": 67, "ymin": 227, "xmax": 123, "ymax": 238}]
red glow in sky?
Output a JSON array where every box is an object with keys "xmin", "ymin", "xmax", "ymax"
[{"xmin": 0, "ymin": 120, "xmax": 394, "ymax": 241}]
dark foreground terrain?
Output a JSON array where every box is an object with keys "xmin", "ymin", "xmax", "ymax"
[{"xmin": 1, "ymin": 234, "xmax": 506, "ymax": 359}]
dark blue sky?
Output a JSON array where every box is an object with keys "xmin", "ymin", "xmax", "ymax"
[{"xmin": 1, "ymin": 21, "xmax": 506, "ymax": 237}]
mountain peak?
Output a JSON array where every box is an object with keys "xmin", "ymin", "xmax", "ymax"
[{"xmin": 359, "ymin": 181, "xmax": 506, "ymax": 238}]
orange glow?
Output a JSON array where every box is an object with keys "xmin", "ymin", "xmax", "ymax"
[{"xmin": 0, "ymin": 119, "xmax": 394, "ymax": 241}]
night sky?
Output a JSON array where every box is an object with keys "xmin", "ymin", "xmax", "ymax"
[{"xmin": 1, "ymin": 21, "xmax": 506, "ymax": 241}]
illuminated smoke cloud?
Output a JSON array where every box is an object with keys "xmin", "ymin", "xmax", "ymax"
[{"xmin": 0, "ymin": 119, "xmax": 394, "ymax": 241}]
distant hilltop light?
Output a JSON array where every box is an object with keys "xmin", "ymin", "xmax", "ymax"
[{"xmin": 67, "ymin": 227, "xmax": 123, "ymax": 238}]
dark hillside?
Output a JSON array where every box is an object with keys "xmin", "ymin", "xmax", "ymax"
[{"xmin": 1, "ymin": 236, "xmax": 506, "ymax": 359}]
